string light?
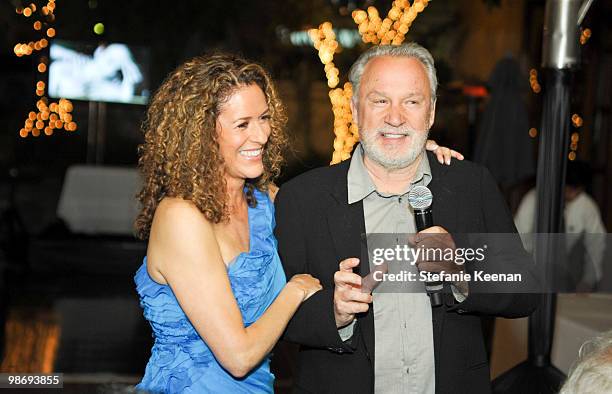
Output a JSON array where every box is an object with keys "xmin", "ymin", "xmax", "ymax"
[
  {"xmin": 351, "ymin": 0, "xmax": 428, "ymax": 46},
  {"xmin": 329, "ymin": 83, "xmax": 359, "ymax": 164},
  {"xmin": 14, "ymin": 0, "xmax": 78, "ymax": 138},
  {"xmin": 529, "ymin": 69, "xmax": 541, "ymax": 94},
  {"xmin": 580, "ymin": 28, "xmax": 591, "ymax": 45},
  {"xmin": 569, "ymin": 121, "xmax": 581, "ymax": 158},
  {"xmin": 311, "ymin": 0, "xmax": 430, "ymax": 164},
  {"xmin": 569, "ymin": 129, "xmax": 581, "ymax": 159},
  {"xmin": 308, "ymin": 22, "xmax": 340, "ymax": 88},
  {"xmin": 529, "ymin": 127, "xmax": 538, "ymax": 138}
]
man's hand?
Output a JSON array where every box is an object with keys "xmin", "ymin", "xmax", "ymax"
[
  {"xmin": 333, "ymin": 258, "xmax": 373, "ymax": 328},
  {"xmin": 413, "ymin": 226, "xmax": 462, "ymax": 274}
]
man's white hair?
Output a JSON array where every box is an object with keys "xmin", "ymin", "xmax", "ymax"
[
  {"xmin": 559, "ymin": 329, "xmax": 612, "ymax": 394},
  {"xmin": 348, "ymin": 42, "xmax": 438, "ymax": 106}
]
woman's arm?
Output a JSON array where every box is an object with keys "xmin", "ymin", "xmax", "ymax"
[{"xmin": 147, "ymin": 198, "xmax": 319, "ymax": 378}]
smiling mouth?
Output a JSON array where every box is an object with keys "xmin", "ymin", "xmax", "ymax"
[
  {"xmin": 380, "ymin": 132, "xmax": 409, "ymax": 139},
  {"xmin": 239, "ymin": 148, "xmax": 263, "ymax": 158}
]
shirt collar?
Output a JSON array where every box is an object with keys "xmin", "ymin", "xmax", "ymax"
[{"xmin": 347, "ymin": 144, "xmax": 432, "ymax": 204}]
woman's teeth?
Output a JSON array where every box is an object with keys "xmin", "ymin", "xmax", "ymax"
[{"xmin": 239, "ymin": 148, "xmax": 263, "ymax": 157}]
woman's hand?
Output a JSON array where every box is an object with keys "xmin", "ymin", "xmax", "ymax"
[
  {"xmin": 426, "ymin": 139, "xmax": 464, "ymax": 165},
  {"xmin": 287, "ymin": 274, "xmax": 322, "ymax": 301}
]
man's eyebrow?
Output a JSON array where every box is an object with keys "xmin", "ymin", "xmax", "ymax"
[
  {"xmin": 402, "ymin": 93, "xmax": 426, "ymax": 99},
  {"xmin": 366, "ymin": 91, "xmax": 389, "ymax": 97},
  {"xmin": 366, "ymin": 91, "xmax": 426, "ymax": 99}
]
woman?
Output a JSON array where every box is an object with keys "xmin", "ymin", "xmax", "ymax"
[{"xmin": 134, "ymin": 53, "xmax": 462, "ymax": 393}]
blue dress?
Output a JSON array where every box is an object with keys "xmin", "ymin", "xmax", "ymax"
[{"xmin": 135, "ymin": 189, "xmax": 286, "ymax": 393}]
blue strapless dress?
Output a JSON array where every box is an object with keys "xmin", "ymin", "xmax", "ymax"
[{"xmin": 135, "ymin": 189, "xmax": 286, "ymax": 393}]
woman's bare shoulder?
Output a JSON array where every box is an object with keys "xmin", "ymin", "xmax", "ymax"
[
  {"xmin": 154, "ymin": 197, "xmax": 211, "ymax": 228},
  {"xmin": 148, "ymin": 197, "xmax": 222, "ymax": 277},
  {"xmin": 149, "ymin": 197, "xmax": 217, "ymax": 256}
]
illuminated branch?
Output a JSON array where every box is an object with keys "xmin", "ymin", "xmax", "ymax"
[
  {"xmin": 310, "ymin": 0, "xmax": 431, "ymax": 164},
  {"xmin": 14, "ymin": 1, "xmax": 77, "ymax": 139}
]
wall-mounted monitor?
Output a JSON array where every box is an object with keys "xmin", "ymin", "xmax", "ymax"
[{"xmin": 48, "ymin": 40, "xmax": 150, "ymax": 105}]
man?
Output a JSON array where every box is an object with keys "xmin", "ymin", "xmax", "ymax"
[
  {"xmin": 515, "ymin": 160, "xmax": 607, "ymax": 291},
  {"xmin": 559, "ymin": 329, "xmax": 612, "ymax": 394},
  {"xmin": 275, "ymin": 43, "xmax": 539, "ymax": 394}
]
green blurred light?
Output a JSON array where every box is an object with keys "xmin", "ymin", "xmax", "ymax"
[{"xmin": 93, "ymin": 23, "xmax": 104, "ymax": 35}]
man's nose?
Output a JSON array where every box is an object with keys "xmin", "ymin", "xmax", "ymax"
[{"xmin": 385, "ymin": 103, "xmax": 405, "ymax": 128}]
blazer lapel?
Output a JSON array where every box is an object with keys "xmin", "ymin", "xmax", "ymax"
[
  {"xmin": 428, "ymin": 154, "xmax": 458, "ymax": 233},
  {"xmin": 326, "ymin": 162, "xmax": 375, "ymax": 364},
  {"xmin": 326, "ymin": 201, "xmax": 368, "ymax": 274},
  {"xmin": 425, "ymin": 154, "xmax": 459, "ymax": 377}
]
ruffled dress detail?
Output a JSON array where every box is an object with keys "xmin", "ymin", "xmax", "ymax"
[{"xmin": 134, "ymin": 189, "xmax": 286, "ymax": 393}]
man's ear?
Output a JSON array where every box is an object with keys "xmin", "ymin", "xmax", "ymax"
[
  {"xmin": 428, "ymin": 100, "xmax": 436, "ymax": 129},
  {"xmin": 350, "ymin": 98, "xmax": 358, "ymax": 127}
]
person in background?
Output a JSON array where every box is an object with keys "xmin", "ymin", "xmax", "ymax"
[
  {"xmin": 514, "ymin": 160, "xmax": 607, "ymax": 291},
  {"xmin": 559, "ymin": 329, "xmax": 612, "ymax": 394}
]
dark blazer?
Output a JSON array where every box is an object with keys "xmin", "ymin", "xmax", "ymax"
[{"xmin": 274, "ymin": 152, "xmax": 540, "ymax": 394}]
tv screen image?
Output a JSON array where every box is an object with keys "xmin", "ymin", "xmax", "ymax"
[{"xmin": 48, "ymin": 40, "xmax": 150, "ymax": 105}]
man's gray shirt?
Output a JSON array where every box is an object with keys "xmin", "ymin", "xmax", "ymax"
[{"xmin": 340, "ymin": 145, "xmax": 435, "ymax": 394}]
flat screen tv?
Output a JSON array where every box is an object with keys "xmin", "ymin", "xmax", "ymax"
[{"xmin": 48, "ymin": 40, "xmax": 150, "ymax": 105}]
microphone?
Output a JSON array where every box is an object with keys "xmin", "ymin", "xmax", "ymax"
[{"xmin": 408, "ymin": 185, "xmax": 443, "ymax": 307}]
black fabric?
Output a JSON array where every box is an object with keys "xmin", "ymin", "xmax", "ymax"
[
  {"xmin": 474, "ymin": 56, "xmax": 535, "ymax": 188},
  {"xmin": 275, "ymin": 152, "xmax": 540, "ymax": 394},
  {"xmin": 531, "ymin": 69, "xmax": 572, "ymax": 368}
]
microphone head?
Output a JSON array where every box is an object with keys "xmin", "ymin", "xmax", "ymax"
[{"xmin": 408, "ymin": 185, "xmax": 433, "ymax": 210}]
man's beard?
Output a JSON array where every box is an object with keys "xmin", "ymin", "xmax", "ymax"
[{"xmin": 360, "ymin": 125, "xmax": 429, "ymax": 170}]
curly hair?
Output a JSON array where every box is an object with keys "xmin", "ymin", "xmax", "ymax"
[{"xmin": 135, "ymin": 53, "xmax": 288, "ymax": 240}]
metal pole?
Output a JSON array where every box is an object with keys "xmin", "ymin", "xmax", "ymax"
[
  {"xmin": 95, "ymin": 102, "xmax": 107, "ymax": 164},
  {"xmin": 87, "ymin": 101, "xmax": 98, "ymax": 164},
  {"xmin": 492, "ymin": 1, "xmax": 594, "ymax": 392}
]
